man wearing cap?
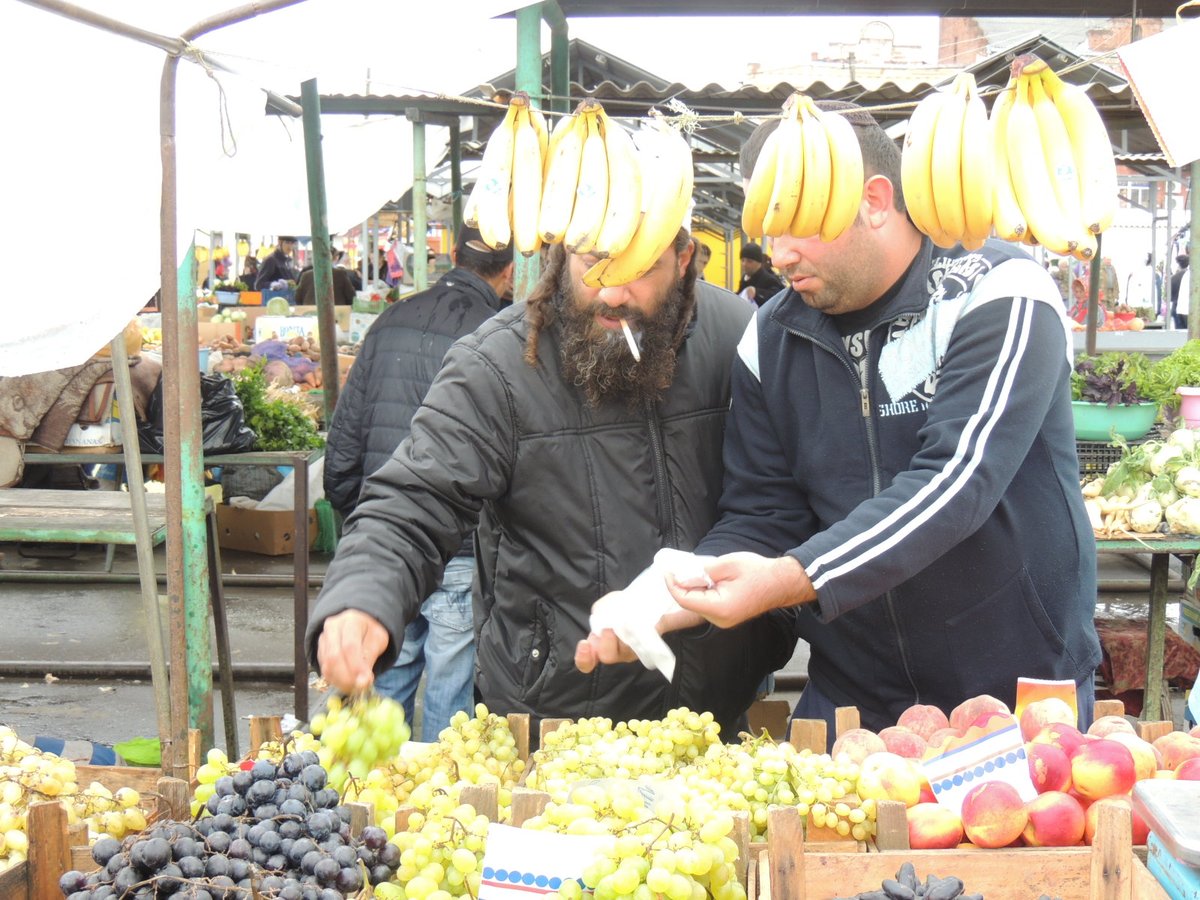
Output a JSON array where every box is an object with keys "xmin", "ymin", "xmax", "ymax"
[
  {"xmin": 322, "ymin": 227, "xmax": 515, "ymax": 739},
  {"xmin": 309, "ymin": 228, "xmax": 793, "ymax": 737},
  {"xmin": 737, "ymin": 243, "xmax": 785, "ymax": 307},
  {"xmin": 294, "ymin": 244, "xmax": 358, "ymax": 307},
  {"xmin": 255, "ymin": 235, "xmax": 299, "ymax": 290}
]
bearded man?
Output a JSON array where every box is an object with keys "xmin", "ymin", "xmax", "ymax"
[{"xmin": 308, "ymin": 231, "xmax": 793, "ymax": 734}]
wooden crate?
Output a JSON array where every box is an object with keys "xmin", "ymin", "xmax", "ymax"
[{"xmin": 759, "ymin": 803, "xmax": 1169, "ymax": 900}]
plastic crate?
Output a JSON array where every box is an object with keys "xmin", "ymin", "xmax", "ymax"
[{"xmin": 1077, "ymin": 441, "xmax": 1125, "ymax": 477}]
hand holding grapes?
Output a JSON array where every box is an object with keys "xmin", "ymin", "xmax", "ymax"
[{"xmin": 316, "ymin": 608, "xmax": 391, "ymax": 693}]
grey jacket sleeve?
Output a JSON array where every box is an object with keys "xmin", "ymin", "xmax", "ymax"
[
  {"xmin": 322, "ymin": 339, "xmax": 372, "ymax": 519},
  {"xmin": 306, "ymin": 339, "xmax": 516, "ymax": 671}
]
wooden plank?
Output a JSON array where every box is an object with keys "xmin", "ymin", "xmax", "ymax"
[
  {"xmin": 346, "ymin": 802, "xmax": 374, "ymax": 838},
  {"xmin": 156, "ymin": 777, "xmax": 190, "ymax": 821},
  {"xmin": 188, "ymin": 729, "xmax": 202, "ymax": 781},
  {"xmin": 1132, "ymin": 853, "xmax": 1170, "ymax": 900},
  {"xmin": 395, "ymin": 806, "xmax": 417, "ymax": 834},
  {"xmin": 834, "ymin": 707, "xmax": 860, "ymax": 738},
  {"xmin": 75, "ymin": 765, "xmax": 163, "ymax": 797},
  {"xmin": 539, "ymin": 718, "xmax": 569, "ymax": 748},
  {"xmin": 0, "ymin": 490, "xmax": 168, "ymax": 512},
  {"xmin": 69, "ymin": 845, "xmax": 94, "ymax": 872},
  {"xmin": 788, "ymin": 719, "xmax": 827, "ymax": 754},
  {"xmin": 510, "ymin": 788, "xmax": 550, "ymax": 827},
  {"xmin": 766, "ymin": 806, "xmax": 806, "ymax": 900},
  {"xmin": 874, "ymin": 800, "xmax": 910, "ymax": 852},
  {"xmin": 1135, "ymin": 721, "xmax": 1174, "ymax": 743},
  {"xmin": 28, "ymin": 801, "xmax": 70, "ymax": 900},
  {"xmin": 731, "ymin": 811, "xmax": 750, "ymax": 888},
  {"xmin": 1094, "ymin": 699, "xmax": 1126, "ymax": 719},
  {"xmin": 1090, "ymin": 801, "xmax": 1132, "ymax": 900},
  {"xmin": 460, "ymin": 782, "xmax": 499, "ymax": 822},
  {"xmin": 507, "ymin": 713, "xmax": 531, "ymax": 762},
  {"xmin": 0, "ymin": 863, "xmax": 29, "ymax": 900},
  {"xmin": 249, "ymin": 715, "xmax": 283, "ymax": 754}
]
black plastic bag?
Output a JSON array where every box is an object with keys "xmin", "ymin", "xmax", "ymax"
[{"xmin": 138, "ymin": 373, "xmax": 257, "ymax": 454}]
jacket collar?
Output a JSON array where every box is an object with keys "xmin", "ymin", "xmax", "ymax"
[
  {"xmin": 768, "ymin": 237, "xmax": 935, "ymax": 340},
  {"xmin": 437, "ymin": 267, "xmax": 504, "ymax": 311}
]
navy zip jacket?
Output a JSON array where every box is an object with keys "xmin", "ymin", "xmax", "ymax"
[{"xmin": 698, "ymin": 238, "xmax": 1102, "ymax": 731}]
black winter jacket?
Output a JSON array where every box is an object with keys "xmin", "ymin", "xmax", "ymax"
[
  {"xmin": 308, "ymin": 281, "xmax": 794, "ymax": 735},
  {"xmin": 323, "ymin": 268, "xmax": 505, "ymax": 540},
  {"xmin": 255, "ymin": 249, "xmax": 297, "ymax": 290},
  {"xmin": 699, "ymin": 239, "xmax": 1103, "ymax": 732}
]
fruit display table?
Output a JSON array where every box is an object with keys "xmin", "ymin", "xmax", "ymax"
[{"xmin": 1095, "ymin": 537, "xmax": 1200, "ymax": 722}]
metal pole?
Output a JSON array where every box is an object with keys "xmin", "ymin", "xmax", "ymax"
[
  {"xmin": 545, "ymin": 2, "xmax": 570, "ymax": 115},
  {"xmin": 450, "ymin": 121, "xmax": 464, "ymax": 242},
  {"xmin": 411, "ymin": 114, "xmax": 428, "ymax": 291},
  {"xmin": 513, "ymin": 3, "xmax": 542, "ymax": 301},
  {"xmin": 300, "ymin": 79, "xmax": 339, "ymax": 420},
  {"xmin": 1086, "ymin": 233, "xmax": 1103, "ymax": 357},
  {"xmin": 1189, "ymin": 160, "xmax": 1199, "ymax": 341}
]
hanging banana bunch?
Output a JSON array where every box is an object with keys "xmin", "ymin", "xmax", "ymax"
[
  {"xmin": 464, "ymin": 92, "xmax": 549, "ymax": 256},
  {"xmin": 901, "ymin": 72, "xmax": 994, "ymax": 250},
  {"xmin": 741, "ymin": 93, "xmax": 864, "ymax": 242},
  {"xmin": 582, "ymin": 116, "xmax": 694, "ymax": 288}
]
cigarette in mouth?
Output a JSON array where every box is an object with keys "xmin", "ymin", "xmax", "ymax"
[{"xmin": 620, "ymin": 318, "xmax": 641, "ymax": 362}]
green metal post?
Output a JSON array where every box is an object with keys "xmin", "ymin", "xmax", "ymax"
[
  {"xmin": 513, "ymin": 3, "xmax": 543, "ymax": 301},
  {"xmin": 411, "ymin": 114, "xmax": 428, "ymax": 291},
  {"xmin": 1189, "ymin": 160, "xmax": 1199, "ymax": 341},
  {"xmin": 544, "ymin": 1, "xmax": 569, "ymax": 115},
  {"xmin": 301, "ymin": 79, "xmax": 339, "ymax": 421},
  {"xmin": 1086, "ymin": 232, "xmax": 1102, "ymax": 357},
  {"xmin": 450, "ymin": 122, "xmax": 464, "ymax": 242}
]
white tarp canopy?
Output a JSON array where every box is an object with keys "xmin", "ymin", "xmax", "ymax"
[{"xmin": 0, "ymin": 0, "xmax": 512, "ymax": 377}]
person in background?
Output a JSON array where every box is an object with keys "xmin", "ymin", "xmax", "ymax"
[
  {"xmin": 1099, "ymin": 256, "xmax": 1120, "ymax": 311},
  {"xmin": 694, "ymin": 240, "xmax": 712, "ymax": 281},
  {"xmin": 322, "ymin": 227, "xmax": 514, "ymax": 739},
  {"xmin": 1067, "ymin": 276, "xmax": 1105, "ymax": 327},
  {"xmin": 1125, "ymin": 252, "xmax": 1160, "ymax": 321},
  {"xmin": 240, "ymin": 255, "xmax": 260, "ymax": 288},
  {"xmin": 737, "ymin": 243, "xmax": 785, "ymax": 306},
  {"xmin": 1172, "ymin": 254, "xmax": 1190, "ymax": 329},
  {"xmin": 309, "ymin": 229, "xmax": 792, "ymax": 738},
  {"xmin": 336, "ymin": 248, "xmax": 363, "ymax": 292},
  {"xmin": 255, "ymin": 236, "xmax": 299, "ymax": 290},
  {"xmin": 294, "ymin": 245, "xmax": 358, "ymax": 307},
  {"xmin": 578, "ymin": 101, "xmax": 1101, "ymax": 742}
]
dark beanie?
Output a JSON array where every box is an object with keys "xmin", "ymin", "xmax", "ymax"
[{"xmin": 740, "ymin": 243, "xmax": 764, "ymax": 263}]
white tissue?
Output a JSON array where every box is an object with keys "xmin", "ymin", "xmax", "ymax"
[{"xmin": 588, "ymin": 548, "xmax": 715, "ymax": 682}]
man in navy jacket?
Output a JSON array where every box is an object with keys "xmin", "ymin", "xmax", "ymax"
[{"xmin": 580, "ymin": 103, "xmax": 1102, "ymax": 739}]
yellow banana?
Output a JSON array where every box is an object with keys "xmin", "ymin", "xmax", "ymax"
[
  {"xmin": 511, "ymin": 107, "xmax": 545, "ymax": 257},
  {"xmin": 1072, "ymin": 230, "xmax": 1097, "ymax": 262},
  {"xmin": 1007, "ymin": 74, "xmax": 1077, "ymax": 255},
  {"xmin": 930, "ymin": 79, "xmax": 968, "ymax": 246},
  {"xmin": 762, "ymin": 97, "xmax": 804, "ymax": 237},
  {"xmin": 814, "ymin": 105, "xmax": 864, "ymax": 242},
  {"xmin": 471, "ymin": 98, "xmax": 521, "ymax": 250},
  {"xmin": 789, "ymin": 98, "xmax": 832, "ymax": 238},
  {"xmin": 593, "ymin": 114, "xmax": 643, "ymax": 259},
  {"xmin": 528, "ymin": 106, "xmax": 549, "ymax": 165},
  {"xmin": 989, "ymin": 81, "xmax": 1027, "ymax": 242},
  {"xmin": 583, "ymin": 119, "xmax": 693, "ymax": 288},
  {"xmin": 741, "ymin": 123, "xmax": 781, "ymax": 239},
  {"xmin": 1040, "ymin": 65, "xmax": 1117, "ymax": 235},
  {"xmin": 1028, "ymin": 73, "xmax": 1084, "ymax": 246},
  {"xmin": 538, "ymin": 108, "xmax": 587, "ymax": 244},
  {"xmin": 901, "ymin": 91, "xmax": 951, "ymax": 246},
  {"xmin": 543, "ymin": 113, "xmax": 572, "ymax": 181},
  {"xmin": 959, "ymin": 75, "xmax": 994, "ymax": 247},
  {"xmin": 564, "ymin": 107, "xmax": 609, "ymax": 254}
]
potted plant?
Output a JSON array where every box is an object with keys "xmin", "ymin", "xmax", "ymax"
[
  {"xmin": 213, "ymin": 279, "xmax": 249, "ymax": 306},
  {"xmin": 1145, "ymin": 340, "xmax": 1200, "ymax": 428},
  {"xmin": 1070, "ymin": 353, "xmax": 1159, "ymax": 441}
]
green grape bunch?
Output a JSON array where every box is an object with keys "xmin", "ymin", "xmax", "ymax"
[{"xmin": 310, "ymin": 692, "xmax": 411, "ymax": 790}]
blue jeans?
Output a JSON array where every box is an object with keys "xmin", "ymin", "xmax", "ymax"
[
  {"xmin": 791, "ymin": 677, "xmax": 1096, "ymax": 753},
  {"xmin": 374, "ymin": 556, "xmax": 476, "ymax": 741}
]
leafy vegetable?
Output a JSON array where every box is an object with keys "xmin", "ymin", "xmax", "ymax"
[
  {"xmin": 229, "ymin": 360, "xmax": 324, "ymax": 452},
  {"xmin": 1144, "ymin": 340, "xmax": 1200, "ymax": 410},
  {"xmin": 1071, "ymin": 354, "xmax": 1154, "ymax": 406}
]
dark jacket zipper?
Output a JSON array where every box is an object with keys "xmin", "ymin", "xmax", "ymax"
[{"xmin": 782, "ymin": 323, "xmax": 921, "ymax": 702}]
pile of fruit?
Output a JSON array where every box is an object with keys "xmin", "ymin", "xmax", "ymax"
[
  {"xmin": 466, "ymin": 93, "xmax": 694, "ymax": 287},
  {"xmin": 0, "ymin": 726, "xmax": 153, "ymax": 875},
  {"xmin": 209, "ymin": 308, "xmax": 249, "ymax": 326},
  {"xmin": 827, "ymin": 694, "xmax": 1200, "ymax": 850}
]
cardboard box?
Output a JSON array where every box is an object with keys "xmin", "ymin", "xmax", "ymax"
[
  {"xmin": 338, "ymin": 353, "xmax": 356, "ymax": 387},
  {"xmin": 292, "ymin": 306, "xmax": 352, "ymax": 333},
  {"xmin": 216, "ymin": 504, "xmax": 317, "ymax": 556},
  {"xmin": 254, "ymin": 315, "xmax": 317, "ymax": 344},
  {"xmin": 198, "ymin": 321, "xmax": 243, "ymax": 344},
  {"xmin": 349, "ymin": 311, "xmax": 379, "ymax": 344}
]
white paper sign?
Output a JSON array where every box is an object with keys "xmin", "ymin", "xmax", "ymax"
[
  {"xmin": 1117, "ymin": 19, "xmax": 1200, "ymax": 168},
  {"xmin": 920, "ymin": 717, "xmax": 1037, "ymax": 818},
  {"xmin": 478, "ymin": 823, "xmax": 608, "ymax": 900}
]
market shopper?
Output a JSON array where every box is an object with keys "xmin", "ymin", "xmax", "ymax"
[
  {"xmin": 294, "ymin": 245, "xmax": 358, "ymax": 307},
  {"xmin": 255, "ymin": 235, "xmax": 299, "ymax": 290},
  {"xmin": 309, "ymin": 231, "xmax": 792, "ymax": 736},
  {"xmin": 322, "ymin": 226, "xmax": 514, "ymax": 740},
  {"xmin": 736, "ymin": 243, "xmax": 785, "ymax": 306},
  {"xmin": 578, "ymin": 101, "xmax": 1103, "ymax": 739}
]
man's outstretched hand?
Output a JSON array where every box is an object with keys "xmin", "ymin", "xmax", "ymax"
[
  {"xmin": 668, "ymin": 552, "xmax": 813, "ymax": 628},
  {"xmin": 316, "ymin": 609, "xmax": 391, "ymax": 694},
  {"xmin": 574, "ymin": 593, "xmax": 705, "ymax": 674}
]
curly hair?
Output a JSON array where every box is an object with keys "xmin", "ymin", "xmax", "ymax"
[{"xmin": 523, "ymin": 230, "xmax": 697, "ymax": 367}]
